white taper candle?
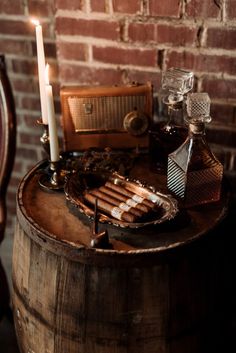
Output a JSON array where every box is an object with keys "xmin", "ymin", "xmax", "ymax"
[{"xmin": 31, "ymin": 18, "xmax": 48, "ymax": 124}]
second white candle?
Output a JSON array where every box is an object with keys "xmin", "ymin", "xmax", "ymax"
[{"xmin": 45, "ymin": 64, "xmax": 60, "ymax": 162}]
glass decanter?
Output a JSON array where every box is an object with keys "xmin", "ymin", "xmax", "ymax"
[
  {"xmin": 167, "ymin": 93, "xmax": 223, "ymax": 207},
  {"xmin": 149, "ymin": 67, "xmax": 194, "ymax": 173}
]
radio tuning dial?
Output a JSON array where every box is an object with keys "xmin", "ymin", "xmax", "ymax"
[{"xmin": 123, "ymin": 110, "xmax": 149, "ymax": 136}]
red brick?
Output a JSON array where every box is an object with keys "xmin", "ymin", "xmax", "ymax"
[
  {"xmin": 8, "ymin": 176, "xmax": 20, "ymax": 188},
  {"xmin": 124, "ymin": 70, "xmax": 161, "ymax": 92},
  {"xmin": 206, "ymin": 27, "xmax": 236, "ymax": 50},
  {"xmin": 0, "ymin": 19, "xmax": 51, "ymax": 38},
  {"xmin": 12, "ymin": 78, "xmax": 38, "ymax": 94},
  {"xmin": 149, "ymin": 0, "xmax": 181, "ymax": 17},
  {"xmin": 12, "ymin": 59, "xmax": 37, "ymax": 76},
  {"xmin": 128, "ymin": 22, "xmax": 156, "ymax": 43},
  {"xmin": 59, "ymin": 64, "xmax": 124, "ymax": 85},
  {"xmin": 112, "ymin": 0, "xmax": 140, "ymax": 14},
  {"xmin": 16, "ymin": 147, "xmax": 38, "ymax": 160},
  {"xmin": 28, "ymin": 0, "xmax": 53, "ymax": 17},
  {"xmin": 55, "ymin": 0, "xmax": 83, "ymax": 11},
  {"xmin": 20, "ymin": 132, "xmax": 42, "ymax": 145},
  {"xmin": 185, "ymin": 0, "xmax": 220, "ymax": 19},
  {"xmin": 57, "ymin": 42, "xmax": 87, "ymax": 61},
  {"xmin": 207, "ymin": 127, "xmax": 236, "ymax": 149},
  {"xmin": 46, "ymin": 42, "xmax": 57, "ymax": 58},
  {"xmin": 0, "ymin": 19, "xmax": 32, "ymax": 36},
  {"xmin": 15, "ymin": 60, "xmax": 39, "ymax": 77},
  {"xmin": 27, "ymin": 61, "xmax": 58, "ymax": 82},
  {"xmin": 6, "ymin": 189, "xmax": 17, "ymax": 202},
  {"xmin": 54, "ymin": 100, "xmax": 61, "ymax": 115},
  {"xmin": 7, "ymin": 202, "xmax": 16, "ymax": 215},
  {"xmin": 21, "ymin": 93, "xmax": 60, "ymax": 114},
  {"xmin": 166, "ymin": 51, "xmax": 236, "ymax": 75},
  {"xmin": 31, "ymin": 21, "xmax": 51, "ymax": 39},
  {"xmin": 0, "ymin": 0, "xmax": 24, "ymax": 14},
  {"xmin": 93, "ymin": 46, "xmax": 157, "ymax": 67},
  {"xmin": 156, "ymin": 24, "xmax": 197, "ymax": 46},
  {"xmin": 210, "ymin": 103, "xmax": 235, "ymax": 124},
  {"xmin": 202, "ymin": 78, "xmax": 236, "ymax": 100},
  {"xmin": 90, "ymin": 0, "xmax": 106, "ymax": 12},
  {"xmin": 21, "ymin": 96, "xmax": 41, "ymax": 111},
  {"xmin": 0, "ymin": 39, "xmax": 30, "ymax": 55},
  {"xmin": 28, "ymin": 160, "xmax": 42, "ymax": 171},
  {"xmin": 56, "ymin": 17, "xmax": 120, "ymax": 40},
  {"xmin": 12, "ymin": 161, "xmax": 22, "ymax": 173},
  {"xmin": 23, "ymin": 115, "xmax": 42, "ymax": 128},
  {"xmin": 226, "ymin": 0, "xmax": 236, "ymax": 20},
  {"xmin": 32, "ymin": 41, "xmax": 57, "ymax": 59}
]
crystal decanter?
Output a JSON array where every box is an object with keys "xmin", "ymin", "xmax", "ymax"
[
  {"xmin": 149, "ymin": 67, "xmax": 194, "ymax": 172},
  {"xmin": 167, "ymin": 93, "xmax": 223, "ymax": 207}
]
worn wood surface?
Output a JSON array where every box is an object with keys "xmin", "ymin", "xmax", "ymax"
[
  {"xmin": 15, "ymin": 160, "xmax": 229, "ymax": 256},
  {"xmin": 12, "ymin": 161, "xmax": 230, "ymax": 353}
]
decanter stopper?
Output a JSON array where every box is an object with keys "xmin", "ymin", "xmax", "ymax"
[
  {"xmin": 186, "ymin": 92, "xmax": 211, "ymax": 124},
  {"xmin": 162, "ymin": 67, "xmax": 194, "ymax": 105}
]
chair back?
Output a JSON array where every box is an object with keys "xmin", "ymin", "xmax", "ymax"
[{"xmin": 0, "ymin": 55, "xmax": 16, "ymax": 243}]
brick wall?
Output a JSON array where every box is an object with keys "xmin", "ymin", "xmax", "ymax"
[
  {"xmin": 0, "ymin": 0, "xmax": 57, "ymax": 234},
  {"xmin": 0, "ymin": 0, "xmax": 236, "ymax": 234}
]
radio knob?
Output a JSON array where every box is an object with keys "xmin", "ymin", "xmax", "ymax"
[{"xmin": 123, "ymin": 111, "xmax": 149, "ymax": 136}]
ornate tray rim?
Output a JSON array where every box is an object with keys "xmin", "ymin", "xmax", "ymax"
[{"xmin": 64, "ymin": 170, "xmax": 178, "ymax": 229}]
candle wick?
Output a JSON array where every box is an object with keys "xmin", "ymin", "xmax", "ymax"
[{"xmin": 31, "ymin": 18, "xmax": 40, "ymax": 26}]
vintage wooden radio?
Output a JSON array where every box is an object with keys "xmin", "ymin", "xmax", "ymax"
[{"xmin": 60, "ymin": 82, "xmax": 153, "ymax": 151}]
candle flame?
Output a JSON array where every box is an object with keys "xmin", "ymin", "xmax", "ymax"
[
  {"xmin": 31, "ymin": 18, "xmax": 40, "ymax": 26},
  {"xmin": 45, "ymin": 63, "xmax": 50, "ymax": 85}
]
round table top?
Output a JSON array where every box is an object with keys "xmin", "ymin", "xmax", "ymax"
[{"xmin": 16, "ymin": 157, "xmax": 229, "ymax": 256}]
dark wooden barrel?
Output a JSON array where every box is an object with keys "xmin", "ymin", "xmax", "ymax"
[{"xmin": 12, "ymin": 161, "xmax": 230, "ymax": 353}]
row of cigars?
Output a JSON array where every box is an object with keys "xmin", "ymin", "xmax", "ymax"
[{"xmin": 84, "ymin": 181, "xmax": 158, "ymax": 223}]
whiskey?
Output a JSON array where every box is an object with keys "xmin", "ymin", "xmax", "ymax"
[
  {"xmin": 149, "ymin": 120, "xmax": 187, "ymax": 172},
  {"xmin": 149, "ymin": 68, "xmax": 194, "ymax": 173}
]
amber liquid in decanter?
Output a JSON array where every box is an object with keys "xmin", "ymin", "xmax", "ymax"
[
  {"xmin": 149, "ymin": 67, "xmax": 194, "ymax": 173},
  {"xmin": 167, "ymin": 93, "xmax": 223, "ymax": 207},
  {"xmin": 149, "ymin": 107, "xmax": 187, "ymax": 172}
]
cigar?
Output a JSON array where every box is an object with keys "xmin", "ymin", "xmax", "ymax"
[
  {"xmin": 84, "ymin": 192, "xmax": 137, "ymax": 223},
  {"xmin": 90, "ymin": 189, "xmax": 143, "ymax": 218},
  {"xmin": 99, "ymin": 186, "xmax": 149, "ymax": 213},
  {"xmin": 105, "ymin": 181, "xmax": 155, "ymax": 209}
]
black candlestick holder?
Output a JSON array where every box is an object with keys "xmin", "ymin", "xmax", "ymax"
[
  {"xmin": 37, "ymin": 119, "xmax": 50, "ymax": 157},
  {"xmin": 37, "ymin": 119, "xmax": 67, "ymax": 191},
  {"xmin": 38, "ymin": 160, "xmax": 67, "ymax": 191}
]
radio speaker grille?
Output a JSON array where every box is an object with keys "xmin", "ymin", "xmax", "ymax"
[
  {"xmin": 68, "ymin": 95, "xmax": 146, "ymax": 131},
  {"xmin": 60, "ymin": 83, "xmax": 153, "ymax": 150}
]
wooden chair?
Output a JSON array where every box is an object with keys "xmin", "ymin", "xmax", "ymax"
[{"xmin": 0, "ymin": 55, "xmax": 16, "ymax": 321}]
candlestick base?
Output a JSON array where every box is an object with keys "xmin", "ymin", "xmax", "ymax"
[
  {"xmin": 38, "ymin": 160, "xmax": 66, "ymax": 191},
  {"xmin": 37, "ymin": 119, "xmax": 50, "ymax": 157}
]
